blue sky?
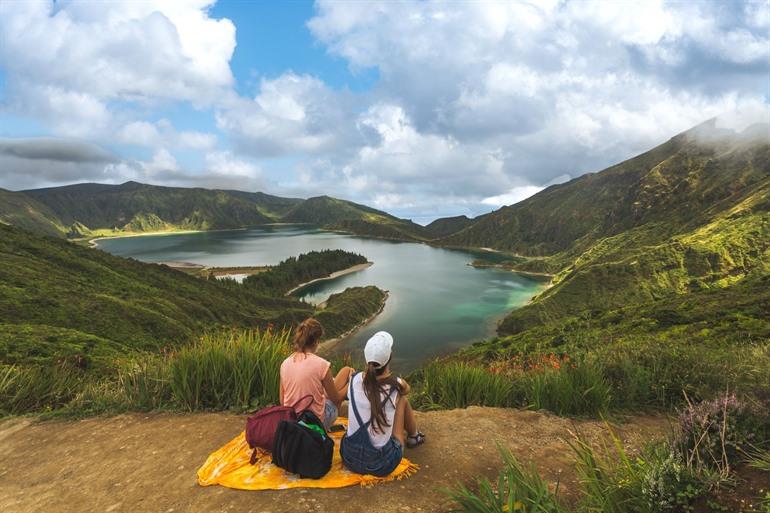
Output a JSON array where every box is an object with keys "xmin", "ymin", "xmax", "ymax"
[{"xmin": 0, "ymin": 0, "xmax": 768, "ymax": 222}]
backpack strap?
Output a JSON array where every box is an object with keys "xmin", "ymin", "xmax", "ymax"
[
  {"xmin": 348, "ymin": 372, "xmax": 366, "ymax": 428},
  {"xmin": 290, "ymin": 394, "xmax": 314, "ymax": 412}
]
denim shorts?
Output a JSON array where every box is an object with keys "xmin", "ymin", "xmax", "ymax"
[
  {"xmin": 341, "ymin": 434, "xmax": 403, "ymax": 477},
  {"xmin": 323, "ymin": 399, "xmax": 338, "ymax": 430}
]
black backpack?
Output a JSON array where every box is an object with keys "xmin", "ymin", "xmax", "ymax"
[{"xmin": 272, "ymin": 410, "xmax": 334, "ymax": 479}]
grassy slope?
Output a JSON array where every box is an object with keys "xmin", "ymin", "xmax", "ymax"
[
  {"xmin": 424, "ymin": 215, "xmax": 474, "ymax": 239},
  {"xmin": 23, "ymin": 181, "xmax": 274, "ymax": 235},
  {"xmin": 0, "ymin": 188, "xmax": 66, "ymax": 237},
  {"xmin": 315, "ymin": 286, "xmax": 387, "ymax": 340},
  {"xmin": 13, "ymin": 182, "xmax": 428, "ymax": 241},
  {"xmin": 282, "ymin": 195, "xmax": 429, "ymax": 240},
  {"xmin": 0, "ymin": 223, "xmax": 312, "ymax": 368},
  {"xmin": 435, "ymin": 123, "xmax": 770, "ymax": 334}
]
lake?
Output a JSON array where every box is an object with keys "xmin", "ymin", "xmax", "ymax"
[{"xmin": 97, "ymin": 226, "xmax": 545, "ymax": 370}]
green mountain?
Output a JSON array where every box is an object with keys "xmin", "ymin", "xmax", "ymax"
[
  {"xmin": 0, "ymin": 223, "xmax": 312, "ymax": 370},
  {"xmin": 23, "ymin": 181, "xmax": 274, "ymax": 236},
  {"xmin": 424, "ymin": 215, "xmax": 473, "ymax": 238},
  {"xmin": 282, "ymin": 195, "xmax": 429, "ymax": 240},
  {"xmin": 8, "ymin": 182, "xmax": 426, "ymax": 241},
  {"xmin": 222, "ymin": 190, "xmax": 304, "ymax": 219},
  {"xmin": 0, "ymin": 188, "xmax": 66, "ymax": 237},
  {"xmin": 439, "ymin": 121, "xmax": 770, "ymax": 334}
]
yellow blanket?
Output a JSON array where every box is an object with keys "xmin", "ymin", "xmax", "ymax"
[{"xmin": 197, "ymin": 418, "xmax": 418, "ymax": 490}]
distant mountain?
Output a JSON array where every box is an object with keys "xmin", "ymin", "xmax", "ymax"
[
  {"xmin": 23, "ymin": 181, "xmax": 274, "ymax": 236},
  {"xmin": 282, "ymin": 195, "xmax": 429, "ymax": 240},
  {"xmin": 440, "ymin": 120, "xmax": 770, "ymax": 334},
  {"xmin": 424, "ymin": 215, "xmax": 473, "ymax": 239},
  {"xmin": 9, "ymin": 182, "xmax": 427, "ymax": 241},
  {"xmin": 0, "ymin": 188, "xmax": 65, "ymax": 237}
]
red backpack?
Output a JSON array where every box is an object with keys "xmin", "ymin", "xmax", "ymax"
[{"xmin": 245, "ymin": 395, "xmax": 313, "ymax": 464}]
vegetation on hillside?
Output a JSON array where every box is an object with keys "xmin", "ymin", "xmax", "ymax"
[
  {"xmin": 424, "ymin": 215, "xmax": 474, "ymax": 239},
  {"xmin": 283, "ymin": 195, "xmax": 429, "ymax": 240},
  {"xmin": 434, "ymin": 123, "xmax": 770, "ymax": 335},
  {"xmin": 242, "ymin": 249, "xmax": 368, "ymax": 295},
  {"xmin": 0, "ymin": 223, "xmax": 311, "ymax": 367},
  {"xmin": 22, "ymin": 181, "xmax": 274, "ymax": 236},
  {"xmin": 0, "ymin": 188, "xmax": 65, "ymax": 237},
  {"xmin": 314, "ymin": 286, "xmax": 388, "ymax": 340},
  {"xmin": 447, "ymin": 392, "xmax": 770, "ymax": 513}
]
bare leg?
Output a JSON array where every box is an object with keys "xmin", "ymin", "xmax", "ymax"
[{"xmin": 392, "ymin": 396, "xmax": 418, "ymax": 447}]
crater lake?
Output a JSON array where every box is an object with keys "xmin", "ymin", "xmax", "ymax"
[{"xmin": 96, "ymin": 225, "xmax": 546, "ymax": 370}]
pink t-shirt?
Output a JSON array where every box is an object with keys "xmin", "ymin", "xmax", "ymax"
[{"xmin": 280, "ymin": 352, "xmax": 330, "ymax": 420}]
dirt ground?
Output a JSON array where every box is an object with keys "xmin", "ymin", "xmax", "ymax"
[{"xmin": 0, "ymin": 407, "xmax": 667, "ymax": 513}]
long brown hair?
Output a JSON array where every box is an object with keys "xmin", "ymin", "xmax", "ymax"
[
  {"xmin": 363, "ymin": 360, "xmax": 403, "ymax": 434},
  {"xmin": 293, "ymin": 318, "xmax": 323, "ymax": 353}
]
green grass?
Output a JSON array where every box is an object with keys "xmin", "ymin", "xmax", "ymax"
[
  {"xmin": 0, "ymin": 328, "xmax": 297, "ymax": 416},
  {"xmin": 169, "ymin": 329, "xmax": 290, "ymax": 411},
  {"xmin": 445, "ymin": 445, "xmax": 568, "ymax": 513},
  {"xmin": 523, "ymin": 363, "xmax": 611, "ymax": 416},
  {"xmin": 418, "ymin": 362, "xmax": 517, "ymax": 409},
  {"xmin": 314, "ymin": 286, "xmax": 387, "ymax": 340}
]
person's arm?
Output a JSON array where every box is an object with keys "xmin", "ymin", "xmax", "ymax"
[
  {"xmin": 322, "ymin": 368, "xmax": 344, "ymax": 405},
  {"xmin": 398, "ymin": 377, "xmax": 411, "ymax": 396},
  {"xmin": 279, "ymin": 381, "xmax": 285, "ymax": 405}
]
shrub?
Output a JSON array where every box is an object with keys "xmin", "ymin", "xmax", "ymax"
[
  {"xmin": 445, "ymin": 445, "xmax": 568, "ymax": 513},
  {"xmin": 673, "ymin": 392, "xmax": 762, "ymax": 477},
  {"xmin": 570, "ymin": 431, "xmax": 704, "ymax": 513}
]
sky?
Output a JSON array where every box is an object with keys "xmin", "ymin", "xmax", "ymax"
[{"xmin": 0, "ymin": 0, "xmax": 768, "ymax": 223}]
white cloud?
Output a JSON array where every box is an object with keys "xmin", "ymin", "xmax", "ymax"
[
  {"xmin": 118, "ymin": 120, "xmax": 216, "ymax": 150},
  {"xmin": 216, "ymin": 72, "xmax": 357, "ymax": 157},
  {"xmin": 0, "ymin": 0, "xmax": 234, "ymax": 142}
]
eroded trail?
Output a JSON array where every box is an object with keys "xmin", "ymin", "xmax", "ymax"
[{"xmin": 0, "ymin": 408, "xmax": 667, "ymax": 513}]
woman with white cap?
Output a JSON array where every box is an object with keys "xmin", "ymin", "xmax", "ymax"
[{"xmin": 340, "ymin": 331, "xmax": 425, "ymax": 477}]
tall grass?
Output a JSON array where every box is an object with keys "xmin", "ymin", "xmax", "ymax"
[
  {"xmin": 0, "ymin": 364, "xmax": 83, "ymax": 414},
  {"xmin": 417, "ymin": 359, "xmax": 611, "ymax": 416},
  {"xmin": 524, "ymin": 363, "xmax": 611, "ymax": 416},
  {"xmin": 445, "ymin": 445, "xmax": 568, "ymax": 513},
  {"xmin": 170, "ymin": 329, "xmax": 290, "ymax": 411},
  {"xmin": 420, "ymin": 362, "xmax": 517, "ymax": 409}
]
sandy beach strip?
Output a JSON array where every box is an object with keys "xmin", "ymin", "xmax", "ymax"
[{"xmin": 285, "ymin": 262, "xmax": 373, "ymax": 296}]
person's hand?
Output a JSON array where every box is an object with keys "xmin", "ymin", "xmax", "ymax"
[{"xmin": 344, "ymin": 366, "xmax": 355, "ymax": 380}]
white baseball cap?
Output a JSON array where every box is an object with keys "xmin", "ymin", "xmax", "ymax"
[{"xmin": 364, "ymin": 331, "xmax": 393, "ymax": 367}]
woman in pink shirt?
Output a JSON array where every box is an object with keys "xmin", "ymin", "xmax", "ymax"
[{"xmin": 279, "ymin": 318, "xmax": 354, "ymax": 429}]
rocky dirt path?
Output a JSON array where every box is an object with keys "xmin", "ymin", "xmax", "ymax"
[{"xmin": 0, "ymin": 407, "xmax": 667, "ymax": 513}]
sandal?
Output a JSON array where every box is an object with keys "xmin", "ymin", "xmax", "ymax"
[{"xmin": 406, "ymin": 431, "xmax": 426, "ymax": 448}]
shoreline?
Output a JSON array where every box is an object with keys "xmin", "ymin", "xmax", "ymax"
[
  {"xmin": 285, "ymin": 262, "xmax": 374, "ymax": 296},
  {"xmin": 317, "ymin": 291, "xmax": 389, "ymax": 355},
  {"xmin": 88, "ymin": 229, "xmax": 210, "ymax": 247}
]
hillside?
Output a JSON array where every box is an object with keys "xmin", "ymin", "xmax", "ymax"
[
  {"xmin": 0, "ymin": 188, "xmax": 65, "ymax": 237},
  {"xmin": 8, "ymin": 182, "xmax": 428, "ymax": 241},
  {"xmin": 22, "ymin": 181, "xmax": 275, "ymax": 236},
  {"xmin": 282, "ymin": 195, "xmax": 429, "ymax": 240},
  {"xmin": 437, "ymin": 121, "xmax": 770, "ymax": 334},
  {"xmin": 0, "ymin": 223, "xmax": 313, "ymax": 370},
  {"xmin": 424, "ymin": 214, "xmax": 473, "ymax": 238}
]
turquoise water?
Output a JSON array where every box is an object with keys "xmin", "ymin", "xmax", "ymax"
[{"xmin": 97, "ymin": 226, "xmax": 545, "ymax": 370}]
